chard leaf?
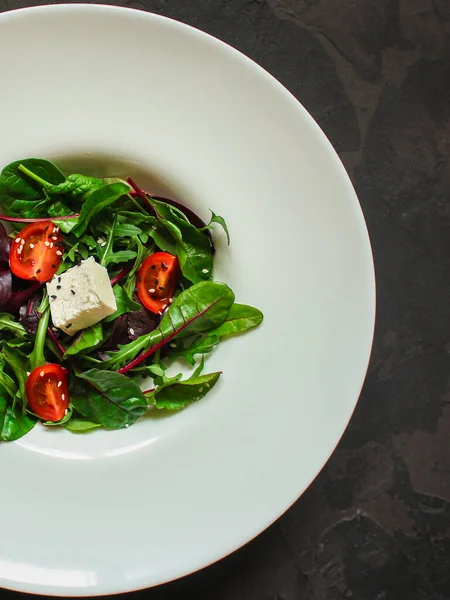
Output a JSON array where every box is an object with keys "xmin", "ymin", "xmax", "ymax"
[
  {"xmin": 174, "ymin": 303, "xmax": 263, "ymax": 365},
  {"xmin": 147, "ymin": 371, "xmax": 221, "ymax": 410},
  {"xmin": 64, "ymin": 323, "xmax": 104, "ymax": 357},
  {"xmin": 102, "ymin": 281, "xmax": 234, "ymax": 371},
  {"xmin": 71, "ymin": 181, "xmax": 131, "ymax": 237},
  {"xmin": 0, "ymin": 385, "xmax": 36, "ymax": 442},
  {"xmin": 71, "ymin": 369, "xmax": 148, "ymax": 429}
]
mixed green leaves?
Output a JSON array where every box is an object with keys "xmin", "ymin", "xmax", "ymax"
[{"xmin": 0, "ymin": 157, "xmax": 264, "ymax": 441}]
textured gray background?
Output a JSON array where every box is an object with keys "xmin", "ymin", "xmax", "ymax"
[{"xmin": 1, "ymin": 1, "xmax": 450, "ymax": 599}]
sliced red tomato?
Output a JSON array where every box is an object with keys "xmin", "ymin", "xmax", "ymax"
[
  {"xmin": 25, "ymin": 364, "xmax": 69, "ymax": 422},
  {"xmin": 137, "ymin": 252, "xmax": 180, "ymax": 314},
  {"xmin": 9, "ymin": 221, "xmax": 63, "ymax": 282}
]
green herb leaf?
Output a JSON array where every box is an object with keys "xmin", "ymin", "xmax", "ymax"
[
  {"xmin": 2, "ymin": 346, "xmax": 30, "ymax": 402},
  {"xmin": 208, "ymin": 211, "xmax": 230, "ymax": 245},
  {"xmin": 65, "ymin": 418, "xmax": 102, "ymax": 433},
  {"xmin": 29, "ymin": 306, "xmax": 50, "ymax": 371},
  {"xmin": 0, "ymin": 313, "xmax": 27, "ymax": 337},
  {"xmin": 147, "ymin": 371, "xmax": 221, "ymax": 410},
  {"xmin": 71, "ymin": 181, "xmax": 131, "ymax": 237},
  {"xmin": 0, "ymin": 385, "xmax": 36, "ymax": 441},
  {"xmin": 150, "ymin": 199, "xmax": 213, "ymax": 284},
  {"xmin": 0, "ymin": 158, "xmax": 65, "ymax": 217},
  {"xmin": 64, "ymin": 323, "xmax": 104, "ymax": 357},
  {"xmin": 102, "ymin": 281, "xmax": 235, "ymax": 371},
  {"xmin": 104, "ymin": 286, "xmax": 140, "ymax": 322},
  {"xmin": 71, "ymin": 369, "xmax": 148, "ymax": 429}
]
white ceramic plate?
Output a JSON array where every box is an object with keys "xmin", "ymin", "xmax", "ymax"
[{"xmin": 0, "ymin": 4, "xmax": 375, "ymax": 596}]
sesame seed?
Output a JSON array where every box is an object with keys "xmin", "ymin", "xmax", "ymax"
[
  {"xmin": 71, "ymin": 289, "xmax": 75, "ymax": 295},
  {"xmin": 66, "ymin": 324, "xmax": 72, "ymax": 329},
  {"xmin": 129, "ymin": 328, "xmax": 135, "ymax": 336},
  {"xmin": 51, "ymin": 295, "xmax": 57, "ymax": 300},
  {"xmin": 36, "ymin": 268, "xmax": 41, "ymax": 273},
  {"xmin": 57, "ymin": 381, "xmax": 62, "ymax": 388},
  {"xmin": 101, "ymin": 241, "xmax": 107, "ymax": 247},
  {"xmin": 58, "ymin": 277, "xmax": 61, "ymax": 283},
  {"xmin": 20, "ymin": 239, "xmax": 25, "ymax": 246},
  {"xmin": 154, "ymin": 279, "xmax": 159, "ymax": 285},
  {"xmin": 64, "ymin": 409, "xmax": 68, "ymax": 416},
  {"xmin": 52, "ymin": 236, "xmax": 58, "ymax": 241},
  {"xmin": 198, "ymin": 387, "xmax": 203, "ymax": 393},
  {"xmin": 56, "ymin": 250, "xmax": 62, "ymax": 256},
  {"xmin": 56, "ymin": 285, "xmax": 61, "ymax": 290},
  {"xmin": 151, "ymin": 265, "xmax": 156, "ymax": 269},
  {"xmin": 40, "ymin": 371, "xmax": 44, "ymax": 377},
  {"xmin": 15, "ymin": 238, "xmax": 21, "ymax": 243},
  {"xmin": 161, "ymin": 262, "xmax": 168, "ymax": 270},
  {"xmin": 151, "ymin": 226, "xmax": 157, "ymax": 231},
  {"xmin": 162, "ymin": 304, "xmax": 167, "ymax": 310},
  {"xmin": 158, "ymin": 286, "xmax": 164, "ymax": 291},
  {"xmin": 53, "ymin": 227, "xmax": 59, "ymax": 233},
  {"xmin": 44, "ymin": 241, "xmax": 50, "ymax": 246},
  {"xmin": 29, "ymin": 243, "xmax": 35, "ymax": 248},
  {"xmin": 149, "ymin": 288, "xmax": 156, "ymax": 293},
  {"xmin": 202, "ymin": 268, "xmax": 209, "ymax": 274},
  {"xmin": 50, "ymin": 242, "xmax": 54, "ymax": 248},
  {"xmin": 125, "ymin": 424, "xmax": 129, "ymax": 428},
  {"xmin": 169, "ymin": 298, "xmax": 173, "ymax": 304},
  {"xmin": 31, "ymin": 260, "xmax": 35, "ymax": 266},
  {"xmin": 61, "ymin": 394, "xmax": 65, "ymax": 401},
  {"xmin": 158, "ymin": 311, "xmax": 162, "ymax": 315},
  {"xmin": 74, "ymin": 248, "xmax": 79, "ymax": 253},
  {"xmin": 170, "ymin": 343, "xmax": 177, "ymax": 348},
  {"xmin": 205, "ymin": 383, "xmax": 210, "ymax": 388},
  {"xmin": 17, "ymin": 247, "xmax": 22, "ymax": 255},
  {"xmin": 52, "ymin": 327, "xmax": 58, "ymax": 332},
  {"xmin": 27, "ymin": 371, "xmax": 30, "ymax": 376}
]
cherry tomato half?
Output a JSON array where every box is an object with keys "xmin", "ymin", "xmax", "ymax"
[
  {"xmin": 137, "ymin": 252, "xmax": 180, "ymax": 314},
  {"xmin": 25, "ymin": 364, "xmax": 69, "ymax": 422},
  {"xmin": 10, "ymin": 221, "xmax": 64, "ymax": 282}
]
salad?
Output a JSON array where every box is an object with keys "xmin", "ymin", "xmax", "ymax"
[{"xmin": 0, "ymin": 158, "xmax": 263, "ymax": 441}]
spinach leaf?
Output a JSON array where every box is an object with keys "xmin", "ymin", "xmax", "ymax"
[
  {"xmin": 0, "ymin": 313, "xmax": 27, "ymax": 336},
  {"xmin": 102, "ymin": 281, "xmax": 234, "ymax": 372},
  {"xmin": 64, "ymin": 323, "xmax": 104, "ymax": 357},
  {"xmin": 2, "ymin": 346, "xmax": 30, "ymax": 402},
  {"xmin": 0, "ymin": 361, "xmax": 17, "ymax": 398},
  {"xmin": 150, "ymin": 199, "xmax": 213, "ymax": 283},
  {"xmin": 71, "ymin": 369, "xmax": 148, "ymax": 429},
  {"xmin": 104, "ymin": 286, "xmax": 140, "ymax": 323},
  {"xmin": 65, "ymin": 418, "xmax": 102, "ymax": 433},
  {"xmin": 177, "ymin": 303, "xmax": 263, "ymax": 365},
  {"xmin": 71, "ymin": 181, "xmax": 131, "ymax": 237},
  {"xmin": 0, "ymin": 158, "xmax": 65, "ymax": 217},
  {"xmin": 148, "ymin": 371, "xmax": 221, "ymax": 410},
  {"xmin": 0, "ymin": 386, "xmax": 35, "ymax": 441}
]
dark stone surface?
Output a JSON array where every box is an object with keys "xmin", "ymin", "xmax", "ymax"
[{"xmin": 1, "ymin": 1, "xmax": 449, "ymax": 599}]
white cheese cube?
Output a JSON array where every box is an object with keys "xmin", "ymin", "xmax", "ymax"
[{"xmin": 46, "ymin": 257, "xmax": 117, "ymax": 336}]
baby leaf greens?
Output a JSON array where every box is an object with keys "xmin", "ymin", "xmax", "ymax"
[{"xmin": 0, "ymin": 157, "xmax": 263, "ymax": 441}]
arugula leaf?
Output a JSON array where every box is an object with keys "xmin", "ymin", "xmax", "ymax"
[
  {"xmin": 147, "ymin": 371, "xmax": 221, "ymax": 410},
  {"xmin": 65, "ymin": 418, "xmax": 102, "ymax": 433},
  {"xmin": 71, "ymin": 369, "xmax": 148, "ymax": 429},
  {"xmin": 71, "ymin": 181, "xmax": 131, "ymax": 237},
  {"xmin": 102, "ymin": 281, "xmax": 235, "ymax": 372},
  {"xmin": 0, "ymin": 313, "xmax": 27, "ymax": 337},
  {"xmin": 0, "ymin": 385, "xmax": 35, "ymax": 441},
  {"xmin": 64, "ymin": 323, "xmax": 104, "ymax": 357},
  {"xmin": 0, "ymin": 360, "xmax": 17, "ymax": 398},
  {"xmin": 0, "ymin": 158, "xmax": 65, "ymax": 217}
]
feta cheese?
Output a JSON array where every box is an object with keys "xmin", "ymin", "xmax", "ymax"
[{"xmin": 46, "ymin": 257, "xmax": 117, "ymax": 336}]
